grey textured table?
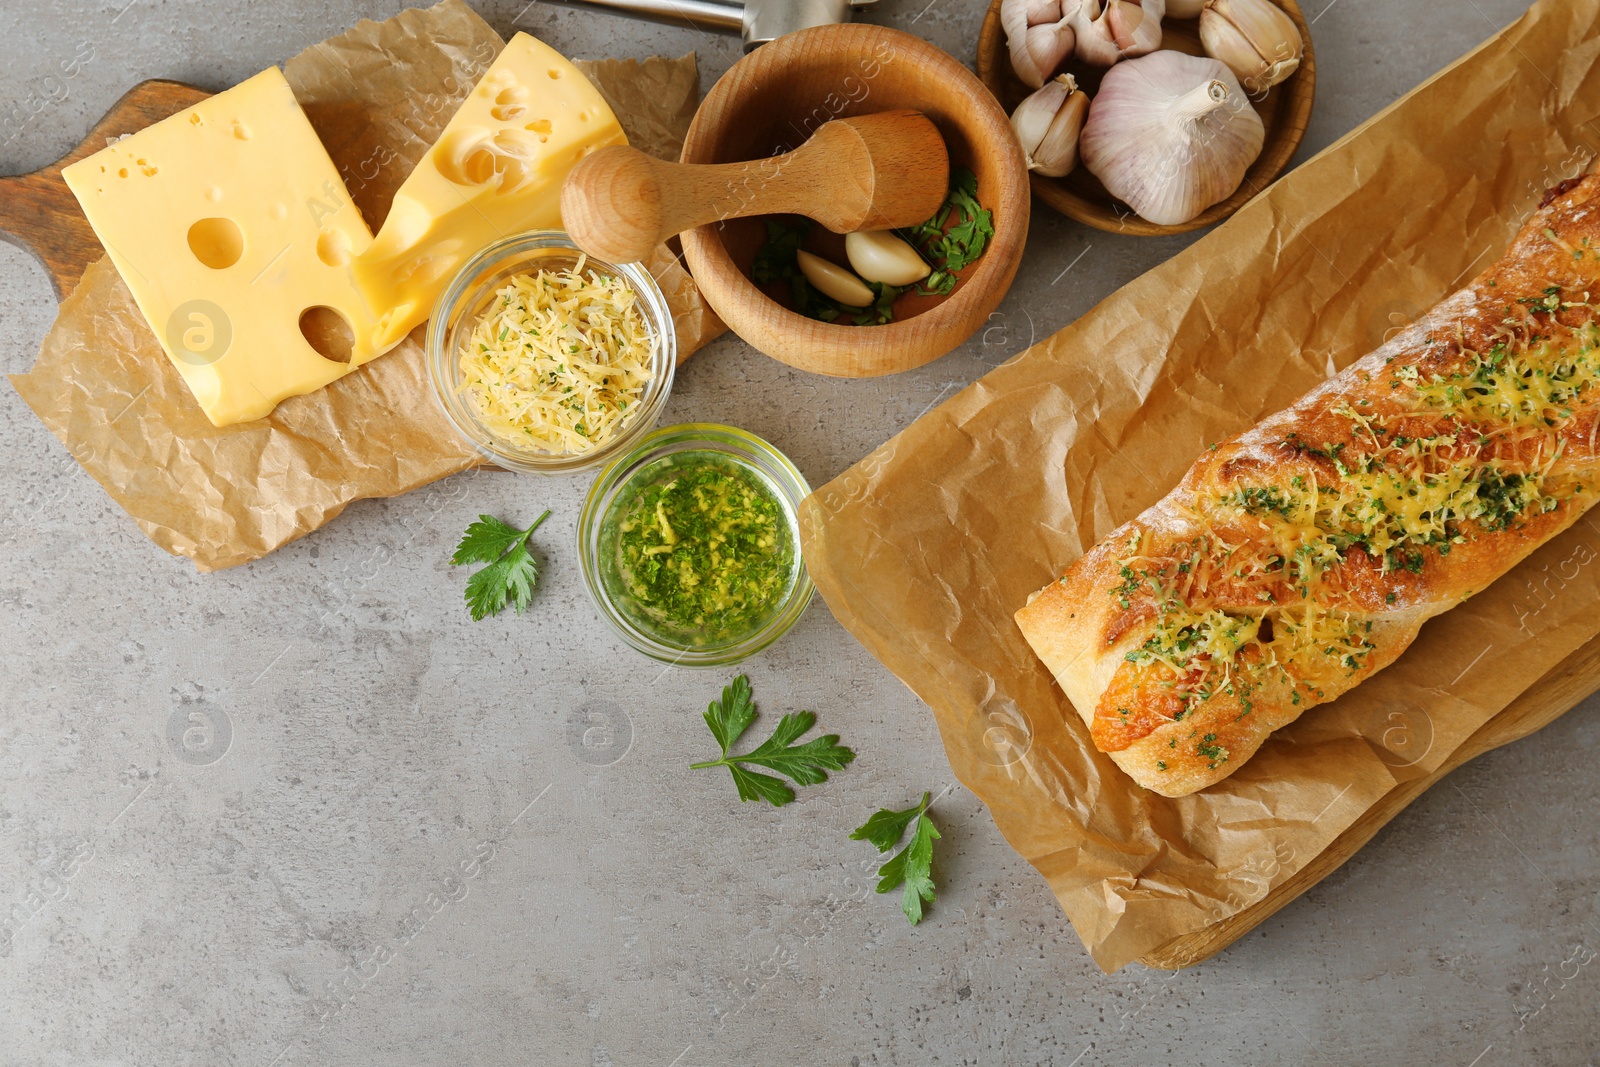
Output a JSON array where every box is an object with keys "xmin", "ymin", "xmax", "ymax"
[{"xmin": 2, "ymin": 1, "xmax": 1597, "ymax": 1064}]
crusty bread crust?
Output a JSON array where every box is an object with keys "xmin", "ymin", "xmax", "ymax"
[{"xmin": 1017, "ymin": 172, "xmax": 1600, "ymax": 797}]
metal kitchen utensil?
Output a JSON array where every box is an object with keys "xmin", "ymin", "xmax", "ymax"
[{"xmin": 537, "ymin": 0, "xmax": 879, "ymax": 49}]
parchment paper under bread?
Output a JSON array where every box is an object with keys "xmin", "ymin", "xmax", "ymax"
[
  {"xmin": 801, "ymin": 0, "xmax": 1600, "ymax": 972},
  {"xmin": 9, "ymin": 0, "xmax": 723, "ymax": 571}
]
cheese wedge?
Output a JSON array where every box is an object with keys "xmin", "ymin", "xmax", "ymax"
[
  {"xmin": 350, "ymin": 32, "xmax": 627, "ymax": 350},
  {"xmin": 62, "ymin": 67, "xmax": 393, "ymax": 427}
]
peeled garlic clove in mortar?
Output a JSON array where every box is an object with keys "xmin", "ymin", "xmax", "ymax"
[
  {"xmin": 1069, "ymin": 0, "xmax": 1164, "ymax": 67},
  {"xmin": 1079, "ymin": 50, "xmax": 1264, "ymax": 226},
  {"xmin": 845, "ymin": 231, "xmax": 931, "ymax": 287},
  {"xmin": 797, "ymin": 250, "xmax": 875, "ymax": 307},
  {"xmin": 1001, "ymin": 0, "xmax": 1077, "ymax": 89},
  {"xmin": 1010, "ymin": 73, "xmax": 1090, "ymax": 178},
  {"xmin": 1200, "ymin": 0, "xmax": 1303, "ymax": 93}
]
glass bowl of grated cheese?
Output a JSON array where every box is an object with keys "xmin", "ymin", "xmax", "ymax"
[{"xmin": 426, "ymin": 230, "xmax": 676, "ymax": 474}]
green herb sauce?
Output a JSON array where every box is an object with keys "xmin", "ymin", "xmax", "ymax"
[{"xmin": 600, "ymin": 451, "xmax": 797, "ymax": 647}]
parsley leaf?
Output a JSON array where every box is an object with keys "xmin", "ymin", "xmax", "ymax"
[
  {"xmin": 903, "ymin": 167, "xmax": 994, "ymax": 286},
  {"xmin": 452, "ymin": 514, "xmax": 535, "ymax": 565},
  {"xmin": 451, "ymin": 511, "xmax": 550, "ymax": 621},
  {"xmin": 752, "ymin": 218, "xmax": 860, "ymax": 324},
  {"xmin": 689, "ymin": 675, "xmax": 856, "ymax": 806},
  {"xmin": 751, "ymin": 218, "xmax": 808, "ymax": 285},
  {"xmin": 749, "ymin": 167, "xmax": 992, "ymax": 326},
  {"xmin": 700, "ymin": 674, "xmax": 758, "ymax": 754},
  {"xmin": 852, "ymin": 792, "xmax": 940, "ymax": 925},
  {"xmin": 851, "ymin": 280, "xmax": 902, "ymax": 326}
]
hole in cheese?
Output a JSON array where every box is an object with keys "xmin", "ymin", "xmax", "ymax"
[
  {"xmin": 492, "ymin": 129, "xmax": 537, "ymax": 158},
  {"xmin": 491, "ymin": 105, "xmax": 526, "ymax": 121},
  {"xmin": 433, "ymin": 129, "xmax": 499, "ymax": 186},
  {"xmin": 299, "ymin": 305, "xmax": 356, "ymax": 365},
  {"xmin": 316, "ymin": 227, "xmax": 353, "ymax": 267},
  {"xmin": 463, "ymin": 148, "xmax": 497, "ymax": 184},
  {"xmin": 187, "ymin": 217, "xmax": 245, "ymax": 270},
  {"xmin": 433, "ymin": 129, "xmax": 538, "ymax": 194}
]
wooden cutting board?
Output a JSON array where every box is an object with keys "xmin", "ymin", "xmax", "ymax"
[
  {"xmin": 7, "ymin": 80, "xmax": 1600, "ymax": 970},
  {"xmin": 0, "ymin": 80, "xmax": 210, "ymax": 301}
]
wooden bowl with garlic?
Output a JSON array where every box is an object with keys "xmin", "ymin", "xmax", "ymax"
[{"xmin": 976, "ymin": 0, "xmax": 1316, "ymax": 235}]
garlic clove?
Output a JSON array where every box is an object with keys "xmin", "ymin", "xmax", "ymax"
[
  {"xmin": 1105, "ymin": 0, "xmax": 1150, "ymax": 51},
  {"xmin": 1068, "ymin": 0, "xmax": 1120, "ymax": 65},
  {"xmin": 797, "ymin": 250, "xmax": 875, "ymax": 307},
  {"xmin": 1068, "ymin": 0, "xmax": 1164, "ymax": 67},
  {"xmin": 1010, "ymin": 74, "xmax": 1090, "ymax": 178},
  {"xmin": 1079, "ymin": 51, "xmax": 1264, "ymax": 226},
  {"xmin": 1199, "ymin": 0, "xmax": 1303, "ymax": 94},
  {"xmin": 845, "ymin": 231, "xmax": 931, "ymax": 287},
  {"xmin": 1002, "ymin": 0, "xmax": 1077, "ymax": 89}
]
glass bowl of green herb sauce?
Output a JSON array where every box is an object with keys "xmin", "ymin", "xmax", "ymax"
[{"xmin": 578, "ymin": 424, "xmax": 814, "ymax": 665}]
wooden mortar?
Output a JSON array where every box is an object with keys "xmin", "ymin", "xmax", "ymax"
[{"xmin": 679, "ymin": 23, "xmax": 1031, "ymax": 378}]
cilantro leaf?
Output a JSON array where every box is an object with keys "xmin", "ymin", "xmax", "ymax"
[
  {"xmin": 451, "ymin": 510, "xmax": 550, "ymax": 621},
  {"xmin": 852, "ymin": 793, "xmax": 940, "ymax": 925},
  {"xmin": 690, "ymin": 675, "xmax": 856, "ymax": 806}
]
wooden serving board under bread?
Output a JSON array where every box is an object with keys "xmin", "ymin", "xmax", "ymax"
[{"xmin": 7, "ymin": 81, "xmax": 1600, "ymax": 971}]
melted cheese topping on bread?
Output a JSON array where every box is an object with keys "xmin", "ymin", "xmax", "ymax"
[{"xmin": 1103, "ymin": 287, "xmax": 1598, "ymax": 770}]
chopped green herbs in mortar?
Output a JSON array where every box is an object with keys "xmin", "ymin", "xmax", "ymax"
[
  {"xmin": 750, "ymin": 166, "xmax": 994, "ymax": 326},
  {"xmin": 600, "ymin": 452, "xmax": 797, "ymax": 647}
]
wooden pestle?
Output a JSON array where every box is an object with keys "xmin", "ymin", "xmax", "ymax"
[{"xmin": 559, "ymin": 109, "xmax": 950, "ymax": 265}]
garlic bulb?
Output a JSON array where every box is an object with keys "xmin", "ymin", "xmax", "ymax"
[
  {"xmin": 845, "ymin": 231, "xmax": 931, "ymax": 286},
  {"xmin": 1165, "ymin": 0, "xmax": 1206, "ymax": 15},
  {"xmin": 1069, "ymin": 0, "xmax": 1164, "ymax": 67},
  {"xmin": 1079, "ymin": 51, "xmax": 1264, "ymax": 226},
  {"xmin": 1001, "ymin": 0, "xmax": 1078, "ymax": 89},
  {"xmin": 1010, "ymin": 74, "xmax": 1090, "ymax": 178},
  {"xmin": 1200, "ymin": 0, "xmax": 1303, "ymax": 93},
  {"xmin": 797, "ymin": 250, "xmax": 874, "ymax": 306}
]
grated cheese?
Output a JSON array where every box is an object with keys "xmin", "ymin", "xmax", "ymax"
[
  {"xmin": 457, "ymin": 259, "xmax": 654, "ymax": 454},
  {"xmin": 1414, "ymin": 322, "xmax": 1600, "ymax": 429}
]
